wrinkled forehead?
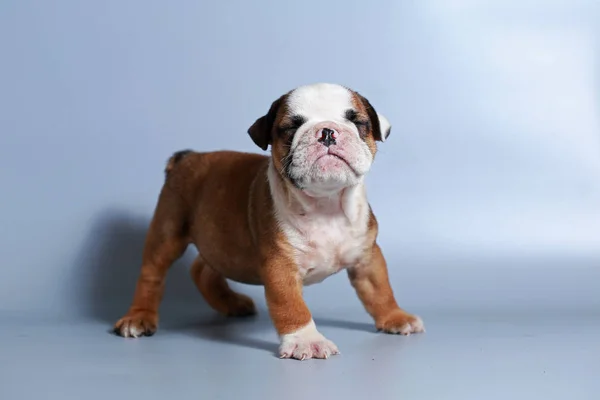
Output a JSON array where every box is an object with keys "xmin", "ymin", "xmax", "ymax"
[{"xmin": 285, "ymin": 83, "xmax": 357, "ymax": 122}]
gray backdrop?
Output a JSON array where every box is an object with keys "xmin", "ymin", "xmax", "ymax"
[{"xmin": 1, "ymin": 1, "xmax": 599, "ymax": 399}]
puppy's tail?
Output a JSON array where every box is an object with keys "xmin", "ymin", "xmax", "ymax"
[{"xmin": 165, "ymin": 149, "xmax": 193, "ymax": 178}]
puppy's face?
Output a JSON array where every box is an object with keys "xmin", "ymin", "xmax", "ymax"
[{"xmin": 248, "ymin": 83, "xmax": 391, "ymax": 196}]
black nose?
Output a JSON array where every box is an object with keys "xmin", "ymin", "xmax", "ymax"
[{"xmin": 319, "ymin": 128, "xmax": 336, "ymax": 147}]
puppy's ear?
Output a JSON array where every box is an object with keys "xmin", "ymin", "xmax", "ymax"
[
  {"xmin": 356, "ymin": 93, "xmax": 392, "ymax": 142},
  {"xmin": 375, "ymin": 112, "xmax": 391, "ymax": 142},
  {"xmin": 248, "ymin": 95, "xmax": 286, "ymax": 151}
]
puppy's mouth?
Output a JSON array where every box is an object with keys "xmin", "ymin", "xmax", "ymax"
[{"xmin": 316, "ymin": 151, "xmax": 359, "ymax": 176}]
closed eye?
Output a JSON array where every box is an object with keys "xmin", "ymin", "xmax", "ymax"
[
  {"xmin": 278, "ymin": 126, "xmax": 298, "ymax": 133},
  {"xmin": 345, "ymin": 109, "xmax": 369, "ymax": 127},
  {"xmin": 278, "ymin": 114, "xmax": 306, "ymax": 136}
]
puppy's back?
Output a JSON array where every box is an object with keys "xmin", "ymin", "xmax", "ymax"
[{"xmin": 164, "ymin": 150, "xmax": 268, "ymax": 198}]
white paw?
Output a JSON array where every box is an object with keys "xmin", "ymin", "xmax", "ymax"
[{"xmin": 279, "ymin": 320, "xmax": 340, "ymax": 360}]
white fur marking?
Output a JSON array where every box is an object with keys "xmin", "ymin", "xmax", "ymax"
[
  {"xmin": 268, "ymin": 84, "xmax": 378, "ymax": 286},
  {"xmin": 268, "ymin": 162, "xmax": 371, "ymax": 286}
]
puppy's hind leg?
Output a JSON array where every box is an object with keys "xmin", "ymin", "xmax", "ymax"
[
  {"xmin": 190, "ymin": 256, "xmax": 256, "ymax": 317},
  {"xmin": 113, "ymin": 185, "xmax": 190, "ymax": 338}
]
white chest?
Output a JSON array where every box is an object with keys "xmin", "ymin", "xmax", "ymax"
[{"xmin": 282, "ymin": 213, "xmax": 369, "ymax": 285}]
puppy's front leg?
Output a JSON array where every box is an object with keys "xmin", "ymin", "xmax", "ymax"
[
  {"xmin": 348, "ymin": 244, "xmax": 425, "ymax": 335},
  {"xmin": 262, "ymin": 257, "xmax": 339, "ymax": 360}
]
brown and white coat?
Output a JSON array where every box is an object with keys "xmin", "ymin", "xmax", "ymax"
[{"xmin": 114, "ymin": 83, "xmax": 424, "ymax": 360}]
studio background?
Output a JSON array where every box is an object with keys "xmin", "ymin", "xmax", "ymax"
[{"xmin": 1, "ymin": 1, "xmax": 599, "ymax": 399}]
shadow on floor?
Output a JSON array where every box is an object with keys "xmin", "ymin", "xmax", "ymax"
[
  {"xmin": 74, "ymin": 208, "xmax": 207, "ymax": 325},
  {"xmin": 172, "ymin": 315, "xmax": 378, "ymax": 358},
  {"xmin": 314, "ymin": 317, "xmax": 376, "ymax": 333},
  {"xmin": 174, "ymin": 314, "xmax": 277, "ymax": 355}
]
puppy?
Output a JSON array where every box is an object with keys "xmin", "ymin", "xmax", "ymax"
[{"xmin": 114, "ymin": 83, "xmax": 424, "ymax": 360}]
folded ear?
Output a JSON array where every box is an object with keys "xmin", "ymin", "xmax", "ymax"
[
  {"xmin": 356, "ymin": 93, "xmax": 392, "ymax": 142},
  {"xmin": 247, "ymin": 95, "xmax": 286, "ymax": 151}
]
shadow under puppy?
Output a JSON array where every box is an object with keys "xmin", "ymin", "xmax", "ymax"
[{"xmin": 114, "ymin": 83, "xmax": 425, "ymax": 360}]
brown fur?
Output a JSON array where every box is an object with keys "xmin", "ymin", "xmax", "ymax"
[
  {"xmin": 351, "ymin": 92, "xmax": 380, "ymax": 153},
  {"xmin": 114, "ymin": 89, "xmax": 419, "ymax": 343}
]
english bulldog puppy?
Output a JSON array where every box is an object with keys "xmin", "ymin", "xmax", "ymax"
[{"xmin": 114, "ymin": 83, "xmax": 424, "ymax": 360}]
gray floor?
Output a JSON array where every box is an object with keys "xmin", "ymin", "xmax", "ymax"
[{"xmin": 2, "ymin": 308, "xmax": 598, "ymax": 400}]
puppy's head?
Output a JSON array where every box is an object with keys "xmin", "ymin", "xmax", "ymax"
[{"xmin": 248, "ymin": 83, "xmax": 391, "ymax": 196}]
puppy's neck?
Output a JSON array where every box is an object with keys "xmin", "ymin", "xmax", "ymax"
[{"xmin": 267, "ymin": 160, "xmax": 367, "ymax": 223}]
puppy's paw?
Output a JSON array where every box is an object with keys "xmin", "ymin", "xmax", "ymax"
[
  {"xmin": 376, "ymin": 310, "xmax": 425, "ymax": 335},
  {"xmin": 279, "ymin": 321, "xmax": 340, "ymax": 360},
  {"xmin": 113, "ymin": 311, "xmax": 158, "ymax": 338}
]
